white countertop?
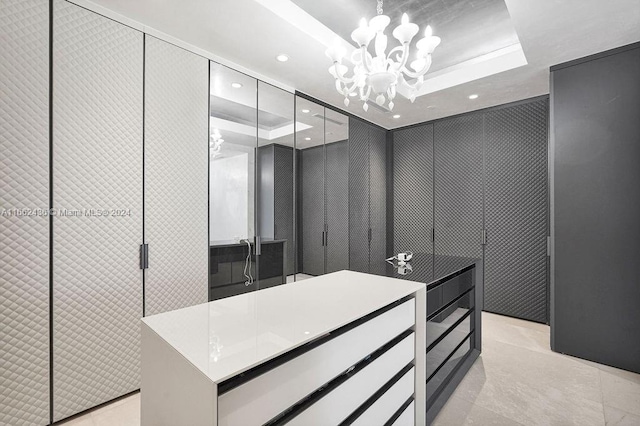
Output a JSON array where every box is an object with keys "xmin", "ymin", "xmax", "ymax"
[{"xmin": 141, "ymin": 270, "xmax": 425, "ymax": 384}]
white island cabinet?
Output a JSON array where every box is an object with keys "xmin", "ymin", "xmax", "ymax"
[{"xmin": 141, "ymin": 270, "xmax": 426, "ymax": 425}]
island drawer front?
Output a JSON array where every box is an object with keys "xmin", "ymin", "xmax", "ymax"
[
  {"xmin": 351, "ymin": 366, "xmax": 415, "ymax": 426},
  {"xmin": 288, "ymin": 333, "xmax": 415, "ymax": 426},
  {"xmin": 218, "ymin": 298, "xmax": 416, "ymax": 426},
  {"xmin": 393, "ymin": 400, "xmax": 415, "ymax": 426}
]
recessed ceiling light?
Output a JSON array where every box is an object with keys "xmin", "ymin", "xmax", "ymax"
[
  {"xmin": 305, "ymin": 137, "xmax": 311, "ymax": 141},
  {"xmin": 231, "ymin": 82, "xmax": 243, "ymax": 89},
  {"xmin": 301, "ymin": 109, "xmax": 310, "ymax": 113},
  {"xmin": 276, "ymin": 54, "xmax": 289, "ymax": 62},
  {"xmin": 468, "ymin": 94, "xmax": 478, "ymax": 99},
  {"xmin": 393, "ymin": 114, "xmax": 401, "ymax": 119}
]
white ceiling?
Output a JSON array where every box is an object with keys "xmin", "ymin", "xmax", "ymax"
[{"xmin": 76, "ymin": 0, "xmax": 640, "ymax": 129}]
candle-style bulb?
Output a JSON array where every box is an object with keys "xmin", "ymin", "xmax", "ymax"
[
  {"xmin": 359, "ymin": 17, "xmax": 367, "ymax": 28},
  {"xmin": 401, "ymin": 13, "xmax": 409, "ymax": 25},
  {"xmin": 425, "ymin": 25, "xmax": 433, "ymax": 37}
]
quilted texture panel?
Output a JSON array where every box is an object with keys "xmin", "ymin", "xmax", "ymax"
[
  {"xmin": 434, "ymin": 114, "xmax": 483, "ymax": 278},
  {"xmin": 299, "ymin": 145, "xmax": 325, "ymax": 275},
  {"xmin": 369, "ymin": 126, "xmax": 387, "ymax": 275},
  {"xmin": 52, "ymin": 1, "xmax": 143, "ymax": 420},
  {"xmin": 393, "ymin": 124, "xmax": 434, "ymax": 272},
  {"xmin": 485, "ymin": 100, "xmax": 549, "ymax": 323},
  {"xmin": 144, "ymin": 36, "xmax": 209, "ymax": 315},
  {"xmin": 325, "ymin": 140, "xmax": 349, "ymax": 273},
  {"xmin": 273, "ymin": 145, "xmax": 295, "ymax": 276},
  {"xmin": 349, "ymin": 119, "xmax": 370, "ymax": 273},
  {"xmin": 0, "ymin": 1, "xmax": 50, "ymax": 424}
]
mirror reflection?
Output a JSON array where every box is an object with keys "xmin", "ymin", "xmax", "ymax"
[
  {"xmin": 209, "ymin": 63, "xmax": 258, "ymax": 300},
  {"xmin": 257, "ymin": 82, "xmax": 295, "ymax": 286},
  {"xmin": 295, "ymin": 96, "xmax": 349, "ymax": 281},
  {"xmin": 209, "ymin": 64, "xmax": 298, "ymax": 300}
]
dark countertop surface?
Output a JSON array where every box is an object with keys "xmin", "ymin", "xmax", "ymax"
[
  {"xmin": 378, "ymin": 253, "xmax": 479, "ymax": 289},
  {"xmin": 210, "ymin": 239, "xmax": 286, "ymax": 249}
]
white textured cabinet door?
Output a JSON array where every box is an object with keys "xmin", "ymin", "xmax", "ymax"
[
  {"xmin": 0, "ymin": 1, "xmax": 50, "ymax": 424},
  {"xmin": 52, "ymin": 0, "xmax": 143, "ymax": 421},
  {"xmin": 143, "ymin": 36, "xmax": 209, "ymax": 315}
]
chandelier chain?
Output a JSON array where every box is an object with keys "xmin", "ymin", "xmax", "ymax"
[{"xmin": 377, "ymin": 0, "xmax": 383, "ymax": 15}]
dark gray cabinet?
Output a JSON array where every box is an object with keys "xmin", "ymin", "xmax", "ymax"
[
  {"xmin": 325, "ymin": 141, "xmax": 349, "ymax": 273},
  {"xmin": 369, "ymin": 126, "xmax": 387, "ymax": 275},
  {"xmin": 349, "ymin": 118, "xmax": 388, "ymax": 274},
  {"xmin": 434, "ymin": 115, "xmax": 484, "ymax": 278},
  {"xmin": 485, "ymin": 100, "xmax": 548, "ymax": 323},
  {"xmin": 391, "ymin": 98, "xmax": 549, "ymax": 323},
  {"xmin": 298, "ymin": 141, "xmax": 349, "ymax": 275},
  {"xmin": 551, "ymin": 43, "xmax": 640, "ymax": 373},
  {"xmin": 258, "ymin": 144, "xmax": 295, "ymax": 277},
  {"xmin": 348, "ymin": 119, "xmax": 370, "ymax": 273},
  {"xmin": 393, "ymin": 125, "xmax": 434, "ymax": 257},
  {"xmin": 299, "ymin": 145, "xmax": 325, "ymax": 276}
]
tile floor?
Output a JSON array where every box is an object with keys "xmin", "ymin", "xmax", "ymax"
[
  {"xmin": 434, "ymin": 313, "xmax": 640, "ymax": 426},
  {"xmin": 58, "ymin": 312, "xmax": 640, "ymax": 425}
]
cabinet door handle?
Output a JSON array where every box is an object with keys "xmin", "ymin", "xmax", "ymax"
[
  {"xmin": 140, "ymin": 244, "xmax": 149, "ymax": 269},
  {"xmin": 322, "ymin": 231, "xmax": 325, "ymax": 246}
]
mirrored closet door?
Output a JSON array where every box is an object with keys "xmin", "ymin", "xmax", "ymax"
[
  {"xmin": 209, "ymin": 64, "xmax": 298, "ymax": 299},
  {"xmin": 209, "ymin": 63, "xmax": 258, "ymax": 300},
  {"xmin": 257, "ymin": 82, "xmax": 295, "ymax": 287},
  {"xmin": 295, "ymin": 96, "xmax": 349, "ymax": 280}
]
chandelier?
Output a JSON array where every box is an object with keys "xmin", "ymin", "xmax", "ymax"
[
  {"xmin": 210, "ymin": 128, "xmax": 224, "ymax": 160},
  {"xmin": 325, "ymin": 0, "xmax": 441, "ymax": 111}
]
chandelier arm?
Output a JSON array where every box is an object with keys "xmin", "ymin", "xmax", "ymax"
[
  {"xmin": 396, "ymin": 43, "xmax": 411, "ymax": 72},
  {"xmin": 360, "ymin": 46, "xmax": 373, "ymax": 73},
  {"xmin": 400, "ymin": 76, "xmax": 423, "ymax": 92},
  {"xmin": 343, "ymin": 81, "xmax": 360, "ymax": 96},
  {"xmin": 387, "ymin": 46, "xmax": 404, "ymax": 62},
  {"xmin": 361, "ymin": 85, "xmax": 372, "ymax": 101},
  {"xmin": 400, "ymin": 61, "xmax": 431, "ymax": 80},
  {"xmin": 331, "ymin": 62, "xmax": 357, "ymax": 85},
  {"xmin": 335, "ymin": 79, "xmax": 360, "ymax": 96}
]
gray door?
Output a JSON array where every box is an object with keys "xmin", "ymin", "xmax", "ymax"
[
  {"xmin": 274, "ymin": 145, "xmax": 295, "ymax": 276},
  {"xmin": 300, "ymin": 145, "xmax": 325, "ymax": 275},
  {"xmin": 369, "ymin": 126, "xmax": 387, "ymax": 275},
  {"xmin": 325, "ymin": 140, "xmax": 349, "ymax": 273},
  {"xmin": 434, "ymin": 115, "xmax": 484, "ymax": 278},
  {"xmin": 485, "ymin": 100, "xmax": 549, "ymax": 323},
  {"xmin": 552, "ymin": 46, "xmax": 640, "ymax": 372},
  {"xmin": 349, "ymin": 119, "xmax": 371, "ymax": 273},
  {"xmin": 393, "ymin": 124, "xmax": 434, "ymax": 280},
  {"xmin": 52, "ymin": 1, "xmax": 143, "ymax": 420}
]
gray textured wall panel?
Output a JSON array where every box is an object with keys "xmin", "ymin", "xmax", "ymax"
[
  {"xmin": 325, "ymin": 140, "xmax": 349, "ymax": 273},
  {"xmin": 300, "ymin": 145, "xmax": 325, "ymax": 275},
  {"xmin": 144, "ymin": 36, "xmax": 209, "ymax": 315},
  {"xmin": 274, "ymin": 145, "xmax": 295, "ymax": 276},
  {"xmin": 349, "ymin": 119, "xmax": 370, "ymax": 273},
  {"xmin": 52, "ymin": 1, "xmax": 143, "ymax": 420},
  {"xmin": 0, "ymin": 0, "xmax": 50, "ymax": 424},
  {"xmin": 485, "ymin": 100, "xmax": 549, "ymax": 323},
  {"xmin": 433, "ymin": 115, "xmax": 483, "ymax": 278},
  {"xmin": 369, "ymin": 127, "xmax": 387, "ymax": 275},
  {"xmin": 393, "ymin": 125, "xmax": 434, "ymax": 260}
]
